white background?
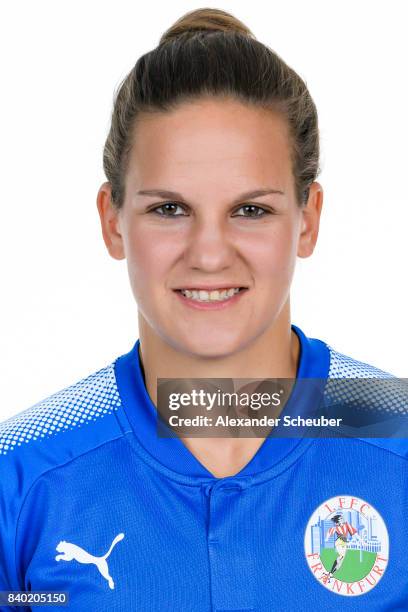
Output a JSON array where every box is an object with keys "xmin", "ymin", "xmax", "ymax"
[{"xmin": 1, "ymin": 0, "xmax": 407, "ymax": 420}]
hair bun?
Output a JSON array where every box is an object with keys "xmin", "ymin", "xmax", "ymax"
[{"xmin": 159, "ymin": 7, "xmax": 254, "ymax": 45}]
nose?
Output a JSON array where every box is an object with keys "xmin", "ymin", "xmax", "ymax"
[{"xmin": 183, "ymin": 214, "xmax": 236, "ymax": 272}]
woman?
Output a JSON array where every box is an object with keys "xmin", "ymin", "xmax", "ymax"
[{"xmin": 0, "ymin": 7, "xmax": 406, "ymax": 610}]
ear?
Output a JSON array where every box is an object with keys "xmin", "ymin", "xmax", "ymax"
[
  {"xmin": 96, "ymin": 182, "xmax": 126, "ymax": 260},
  {"xmin": 297, "ymin": 182, "xmax": 324, "ymax": 258}
]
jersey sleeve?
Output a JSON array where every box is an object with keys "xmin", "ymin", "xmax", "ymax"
[{"xmin": 0, "ymin": 359, "xmax": 124, "ymax": 611}]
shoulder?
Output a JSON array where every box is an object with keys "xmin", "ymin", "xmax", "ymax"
[
  {"xmin": 0, "ymin": 358, "xmax": 124, "ymax": 459},
  {"xmin": 0, "ymin": 356, "xmax": 128, "ymax": 512},
  {"xmin": 322, "ymin": 341, "xmax": 408, "ymax": 462},
  {"xmin": 325, "ymin": 343, "xmax": 394, "ymax": 378},
  {"xmin": 0, "ymin": 356, "xmax": 130, "ymax": 589}
]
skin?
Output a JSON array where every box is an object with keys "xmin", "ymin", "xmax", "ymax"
[{"xmin": 97, "ymin": 96, "xmax": 323, "ymax": 477}]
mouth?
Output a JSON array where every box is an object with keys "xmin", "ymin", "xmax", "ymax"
[
  {"xmin": 173, "ymin": 287, "xmax": 247, "ymax": 302},
  {"xmin": 172, "ymin": 286, "xmax": 249, "ymax": 310}
]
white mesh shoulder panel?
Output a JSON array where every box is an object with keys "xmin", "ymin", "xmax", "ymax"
[
  {"xmin": 324, "ymin": 345, "xmax": 408, "ymax": 417},
  {"xmin": 327, "ymin": 345, "xmax": 393, "ymax": 379},
  {"xmin": 0, "ymin": 361, "xmax": 121, "ymax": 456}
]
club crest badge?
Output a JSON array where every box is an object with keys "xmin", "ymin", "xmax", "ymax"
[{"xmin": 304, "ymin": 495, "xmax": 389, "ymax": 596}]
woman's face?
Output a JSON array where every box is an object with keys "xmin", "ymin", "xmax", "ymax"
[{"xmin": 98, "ymin": 97, "xmax": 322, "ymax": 357}]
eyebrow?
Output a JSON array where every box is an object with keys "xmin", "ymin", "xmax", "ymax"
[{"xmin": 137, "ymin": 188, "xmax": 284, "ymax": 204}]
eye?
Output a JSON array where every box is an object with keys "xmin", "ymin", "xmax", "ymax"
[
  {"xmin": 232, "ymin": 204, "xmax": 271, "ymax": 218},
  {"xmin": 150, "ymin": 202, "xmax": 187, "ymax": 217}
]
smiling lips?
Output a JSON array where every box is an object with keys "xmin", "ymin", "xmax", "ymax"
[
  {"xmin": 179, "ymin": 287, "xmax": 241, "ymax": 302},
  {"xmin": 173, "ymin": 286, "xmax": 248, "ymax": 309}
]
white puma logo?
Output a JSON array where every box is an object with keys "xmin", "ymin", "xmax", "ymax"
[{"xmin": 55, "ymin": 532, "xmax": 125, "ymax": 589}]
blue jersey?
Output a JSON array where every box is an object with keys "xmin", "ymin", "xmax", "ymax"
[{"xmin": 0, "ymin": 324, "xmax": 407, "ymax": 611}]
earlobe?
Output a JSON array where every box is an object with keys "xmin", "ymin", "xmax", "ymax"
[
  {"xmin": 96, "ymin": 182, "xmax": 126, "ymax": 261},
  {"xmin": 297, "ymin": 182, "xmax": 323, "ymax": 259}
]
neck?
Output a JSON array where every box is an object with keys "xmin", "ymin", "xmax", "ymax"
[{"xmin": 137, "ymin": 303, "xmax": 300, "ymax": 406}]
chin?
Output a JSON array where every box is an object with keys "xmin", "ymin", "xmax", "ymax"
[{"xmin": 173, "ymin": 331, "xmax": 246, "ymax": 360}]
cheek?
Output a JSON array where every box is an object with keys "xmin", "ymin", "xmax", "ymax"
[
  {"xmin": 124, "ymin": 227, "xmax": 180, "ymax": 297},
  {"xmin": 244, "ymin": 222, "xmax": 298, "ymax": 280}
]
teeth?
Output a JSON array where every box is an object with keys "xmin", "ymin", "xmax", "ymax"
[{"xmin": 180, "ymin": 288, "xmax": 242, "ymax": 302}]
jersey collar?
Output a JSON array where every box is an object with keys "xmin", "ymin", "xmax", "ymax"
[{"xmin": 114, "ymin": 324, "xmax": 330, "ymax": 482}]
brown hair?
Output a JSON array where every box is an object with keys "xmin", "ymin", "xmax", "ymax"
[{"xmin": 103, "ymin": 7, "xmax": 320, "ymax": 210}]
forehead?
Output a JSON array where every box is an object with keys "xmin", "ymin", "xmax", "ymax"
[{"xmin": 125, "ymin": 97, "xmax": 294, "ymax": 196}]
